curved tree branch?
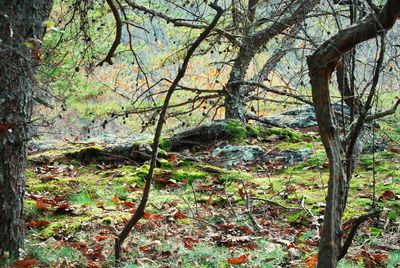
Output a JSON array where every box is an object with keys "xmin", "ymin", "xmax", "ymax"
[{"xmin": 98, "ymin": 0, "xmax": 122, "ymax": 66}]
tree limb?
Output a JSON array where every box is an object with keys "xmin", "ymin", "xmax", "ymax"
[
  {"xmin": 339, "ymin": 209, "xmax": 382, "ymax": 260},
  {"xmin": 98, "ymin": 0, "xmax": 122, "ymax": 66}
]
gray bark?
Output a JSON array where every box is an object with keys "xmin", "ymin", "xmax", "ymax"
[
  {"xmin": 224, "ymin": 0, "xmax": 319, "ymax": 122},
  {"xmin": 0, "ymin": 0, "xmax": 53, "ymax": 261}
]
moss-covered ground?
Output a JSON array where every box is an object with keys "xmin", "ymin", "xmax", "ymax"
[{"xmin": 13, "ymin": 126, "xmax": 400, "ymax": 267}]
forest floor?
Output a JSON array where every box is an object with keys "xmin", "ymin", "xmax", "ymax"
[{"xmin": 11, "ymin": 124, "xmax": 400, "ymax": 268}]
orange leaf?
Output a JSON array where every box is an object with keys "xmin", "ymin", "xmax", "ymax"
[
  {"xmin": 35, "ymin": 199, "xmax": 49, "ymax": 210},
  {"xmin": 139, "ymin": 245, "xmax": 149, "ymax": 251},
  {"xmin": 227, "ymin": 254, "xmax": 248, "ymax": 265},
  {"xmin": 95, "ymin": 235, "xmax": 107, "ymax": 241},
  {"xmin": 306, "ymin": 254, "xmax": 318, "ymax": 268},
  {"xmin": 112, "ymin": 195, "xmax": 120, "ymax": 204},
  {"xmin": 27, "ymin": 220, "xmax": 50, "ymax": 228},
  {"xmin": 169, "ymin": 153, "xmax": 177, "ymax": 162},
  {"xmin": 14, "ymin": 259, "xmax": 39, "ymax": 268},
  {"xmin": 143, "ymin": 212, "xmax": 152, "ymax": 220}
]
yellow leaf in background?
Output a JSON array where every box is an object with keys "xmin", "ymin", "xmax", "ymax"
[{"xmin": 43, "ymin": 20, "xmax": 55, "ymax": 28}]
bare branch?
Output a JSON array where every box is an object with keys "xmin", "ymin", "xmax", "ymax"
[{"xmin": 98, "ymin": 0, "xmax": 122, "ymax": 66}]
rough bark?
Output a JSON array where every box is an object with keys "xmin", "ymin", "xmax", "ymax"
[
  {"xmin": 0, "ymin": 0, "xmax": 53, "ymax": 261},
  {"xmin": 225, "ymin": 0, "xmax": 318, "ymax": 122},
  {"xmin": 307, "ymin": 1, "xmax": 400, "ymax": 267}
]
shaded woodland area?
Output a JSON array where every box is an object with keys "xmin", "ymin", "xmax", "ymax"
[{"xmin": 1, "ymin": 0, "xmax": 400, "ymax": 267}]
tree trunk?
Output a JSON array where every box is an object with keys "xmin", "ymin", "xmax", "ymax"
[
  {"xmin": 0, "ymin": 0, "xmax": 53, "ymax": 261},
  {"xmin": 307, "ymin": 1, "xmax": 400, "ymax": 266},
  {"xmin": 225, "ymin": 46, "xmax": 255, "ymax": 122},
  {"xmin": 224, "ymin": 0, "xmax": 319, "ymax": 122}
]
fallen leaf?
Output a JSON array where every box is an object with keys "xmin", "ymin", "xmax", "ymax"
[
  {"xmin": 95, "ymin": 235, "xmax": 107, "ymax": 242},
  {"xmin": 143, "ymin": 212, "xmax": 152, "ymax": 220},
  {"xmin": 381, "ymin": 190, "xmax": 397, "ymax": 200},
  {"xmin": 306, "ymin": 254, "xmax": 318, "ymax": 268},
  {"xmin": 174, "ymin": 210, "xmax": 185, "ymax": 219},
  {"xmin": 183, "ymin": 237, "xmax": 198, "ymax": 249},
  {"xmin": 112, "ymin": 195, "xmax": 120, "ymax": 204},
  {"xmin": 27, "ymin": 220, "xmax": 50, "ymax": 228},
  {"xmin": 35, "ymin": 199, "xmax": 49, "ymax": 211},
  {"xmin": 87, "ymin": 260, "xmax": 101, "ymax": 268},
  {"xmin": 14, "ymin": 259, "xmax": 39, "ymax": 268},
  {"xmin": 227, "ymin": 254, "xmax": 248, "ymax": 265}
]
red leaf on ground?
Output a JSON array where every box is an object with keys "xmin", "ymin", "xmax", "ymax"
[
  {"xmin": 95, "ymin": 235, "xmax": 107, "ymax": 241},
  {"xmin": 371, "ymin": 252, "xmax": 389, "ymax": 262},
  {"xmin": 227, "ymin": 254, "xmax": 248, "ymax": 265},
  {"xmin": 389, "ymin": 148, "xmax": 400, "ymax": 154},
  {"xmin": 139, "ymin": 245, "xmax": 149, "ymax": 251},
  {"xmin": 35, "ymin": 199, "xmax": 50, "ymax": 210},
  {"xmin": 14, "ymin": 259, "xmax": 39, "ymax": 267},
  {"xmin": 27, "ymin": 220, "xmax": 50, "ymax": 228},
  {"xmin": 87, "ymin": 260, "xmax": 101, "ymax": 268},
  {"xmin": 122, "ymin": 201, "xmax": 135, "ymax": 208},
  {"xmin": 174, "ymin": 210, "xmax": 185, "ymax": 219},
  {"xmin": 238, "ymin": 225, "xmax": 253, "ymax": 234},
  {"xmin": 381, "ymin": 190, "xmax": 397, "ymax": 200},
  {"xmin": 183, "ymin": 237, "xmax": 198, "ymax": 249}
]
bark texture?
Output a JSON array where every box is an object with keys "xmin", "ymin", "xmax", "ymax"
[
  {"xmin": 307, "ymin": 1, "xmax": 400, "ymax": 267},
  {"xmin": 225, "ymin": 0, "xmax": 319, "ymax": 122},
  {"xmin": 0, "ymin": 0, "xmax": 53, "ymax": 261}
]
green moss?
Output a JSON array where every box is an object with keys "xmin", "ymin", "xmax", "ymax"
[
  {"xmin": 225, "ymin": 119, "xmax": 247, "ymax": 141},
  {"xmin": 65, "ymin": 146, "xmax": 104, "ymax": 161},
  {"xmin": 26, "ymin": 169, "xmax": 35, "ymax": 179},
  {"xmin": 25, "ymin": 199, "xmax": 40, "ymax": 218},
  {"xmin": 172, "ymin": 169, "xmax": 208, "ymax": 183},
  {"xmin": 39, "ymin": 217, "xmax": 92, "ymax": 239},
  {"xmin": 219, "ymin": 171, "xmax": 252, "ymax": 183},
  {"xmin": 101, "ymin": 217, "xmax": 114, "ymax": 224},
  {"xmin": 264, "ymin": 127, "xmax": 306, "ymax": 141},
  {"xmin": 160, "ymin": 159, "xmax": 173, "ymax": 169},
  {"xmin": 25, "ymin": 243, "xmax": 85, "ymax": 265},
  {"xmin": 40, "ymin": 221, "xmax": 65, "ymax": 238},
  {"xmin": 69, "ymin": 190, "xmax": 95, "ymax": 206},
  {"xmin": 247, "ymin": 124, "xmax": 261, "ymax": 137},
  {"xmin": 303, "ymin": 150, "xmax": 327, "ymax": 168},
  {"xmin": 277, "ymin": 141, "xmax": 313, "ymax": 150}
]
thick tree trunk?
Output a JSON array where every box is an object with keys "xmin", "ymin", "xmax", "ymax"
[{"xmin": 0, "ymin": 0, "xmax": 53, "ymax": 261}]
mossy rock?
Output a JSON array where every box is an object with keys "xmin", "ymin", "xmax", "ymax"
[{"xmin": 65, "ymin": 146, "xmax": 104, "ymax": 161}]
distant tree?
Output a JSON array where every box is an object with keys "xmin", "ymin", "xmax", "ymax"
[{"xmin": 0, "ymin": 0, "xmax": 54, "ymax": 262}]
